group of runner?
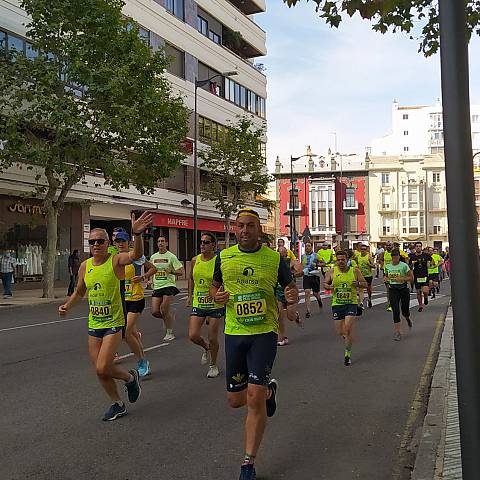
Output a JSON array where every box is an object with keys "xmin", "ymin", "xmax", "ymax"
[{"xmin": 57, "ymin": 208, "xmax": 448, "ymax": 480}]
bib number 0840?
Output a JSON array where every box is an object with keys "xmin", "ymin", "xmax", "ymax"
[{"xmin": 89, "ymin": 305, "xmax": 110, "ymax": 316}]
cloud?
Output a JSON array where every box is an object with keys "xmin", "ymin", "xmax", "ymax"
[{"xmin": 258, "ymin": 3, "xmax": 480, "ymax": 171}]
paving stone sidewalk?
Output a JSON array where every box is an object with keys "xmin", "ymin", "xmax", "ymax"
[{"xmin": 412, "ymin": 309, "xmax": 462, "ymax": 479}]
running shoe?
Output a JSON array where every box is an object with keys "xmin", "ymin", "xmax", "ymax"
[
  {"xmin": 344, "ymin": 354, "xmax": 352, "ymax": 366},
  {"xmin": 436, "ymin": 286, "xmax": 440, "ymax": 293},
  {"xmin": 393, "ymin": 332, "xmax": 402, "ymax": 341},
  {"xmin": 305, "ymin": 311, "xmax": 311, "ymax": 318},
  {"xmin": 406, "ymin": 317, "xmax": 412, "ymax": 328},
  {"xmin": 239, "ymin": 464, "xmax": 256, "ymax": 480},
  {"xmin": 201, "ymin": 349, "xmax": 211, "ymax": 366},
  {"xmin": 266, "ymin": 379, "xmax": 278, "ymax": 417},
  {"xmin": 137, "ymin": 359, "xmax": 151, "ymax": 377},
  {"xmin": 294, "ymin": 312, "xmax": 304, "ymax": 328},
  {"xmin": 387, "ymin": 306, "xmax": 392, "ymax": 312},
  {"xmin": 368, "ymin": 299, "xmax": 373, "ymax": 308},
  {"xmin": 317, "ymin": 298, "xmax": 323, "ymax": 308},
  {"xmin": 125, "ymin": 369, "xmax": 141, "ymax": 403},
  {"xmin": 277, "ymin": 337, "xmax": 289, "ymax": 346},
  {"xmin": 102, "ymin": 402, "xmax": 127, "ymax": 421},
  {"xmin": 424, "ymin": 295, "xmax": 429, "ymax": 306},
  {"xmin": 207, "ymin": 365, "xmax": 220, "ymax": 378},
  {"xmin": 163, "ymin": 331, "xmax": 175, "ymax": 342},
  {"xmin": 418, "ymin": 306, "xmax": 424, "ymax": 312}
]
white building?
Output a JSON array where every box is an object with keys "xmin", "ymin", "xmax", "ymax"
[
  {"xmin": 0, "ymin": 0, "xmax": 267, "ymax": 278},
  {"xmin": 368, "ymin": 153, "xmax": 448, "ymax": 249},
  {"xmin": 371, "ymin": 100, "xmax": 480, "ymax": 157}
]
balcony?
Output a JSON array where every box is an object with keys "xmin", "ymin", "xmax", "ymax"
[
  {"xmin": 428, "ymin": 228, "xmax": 448, "ymax": 237},
  {"xmin": 228, "ymin": 0, "xmax": 265, "ymax": 15},
  {"xmin": 378, "ymin": 205, "xmax": 397, "ymax": 213},
  {"xmin": 429, "ymin": 206, "xmax": 447, "ymax": 213},
  {"xmin": 343, "ymin": 200, "xmax": 358, "ymax": 210},
  {"xmin": 378, "ymin": 228, "xmax": 398, "ymax": 238}
]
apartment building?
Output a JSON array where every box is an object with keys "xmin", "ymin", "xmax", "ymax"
[
  {"xmin": 368, "ymin": 153, "xmax": 448, "ymax": 249},
  {"xmin": 371, "ymin": 99, "xmax": 480, "ymax": 156},
  {"xmin": 0, "ymin": 0, "xmax": 267, "ymax": 279},
  {"xmin": 274, "ymin": 152, "xmax": 369, "ymax": 247}
]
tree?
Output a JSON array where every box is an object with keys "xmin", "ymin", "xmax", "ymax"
[
  {"xmin": 283, "ymin": 1, "xmax": 480, "ymax": 56},
  {"xmin": 0, "ymin": 0, "xmax": 189, "ymax": 297},
  {"xmin": 198, "ymin": 116, "xmax": 271, "ymax": 248}
]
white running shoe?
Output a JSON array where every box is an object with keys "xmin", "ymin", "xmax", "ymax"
[
  {"xmin": 201, "ymin": 349, "xmax": 211, "ymax": 365},
  {"xmin": 163, "ymin": 331, "xmax": 175, "ymax": 342},
  {"xmin": 207, "ymin": 365, "xmax": 220, "ymax": 378}
]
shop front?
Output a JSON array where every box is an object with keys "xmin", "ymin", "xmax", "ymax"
[{"xmin": 0, "ymin": 195, "xmax": 88, "ymax": 285}]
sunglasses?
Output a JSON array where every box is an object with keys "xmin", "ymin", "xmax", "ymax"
[
  {"xmin": 88, "ymin": 239, "xmax": 106, "ymax": 246},
  {"xmin": 200, "ymin": 240, "xmax": 212, "ymax": 245}
]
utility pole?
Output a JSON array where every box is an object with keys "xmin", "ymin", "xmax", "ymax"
[{"xmin": 439, "ymin": 1, "xmax": 480, "ymax": 478}]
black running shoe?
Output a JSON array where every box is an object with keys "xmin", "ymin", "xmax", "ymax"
[
  {"xmin": 418, "ymin": 306, "xmax": 423, "ymax": 312},
  {"xmin": 424, "ymin": 295, "xmax": 429, "ymax": 306},
  {"xmin": 317, "ymin": 299, "xmax": 323, "ymax": 308},
  {"xmin": 125, "ymin": 369, "xmax": 141, "ymax": 403},
  {"xmin": 102, "ymin": 402, "xmax": 127, "ymax": 421},
  {"xmin": 305, "ymin": 311, "xmax": 311, "ymax": 318},
  {"xmin": 436, "ymin": 286, "xmax": 440, "ymax": 293},
  {"xmin": 266, "ymin": 379, "xmax": 278, "ymax": 418},
  {"xmin": 368, "ymin": 299, "xmax": 372, "ymax": 308},
  {"xmin": 344, "ymin": 355, "xmax": 352, "ymax": 366},
  {"xmin": 406, "ymin": 317, "xmax": 412, "ymax": 328},
  {"xmin": 239, "ymin": 464, "xmax": 256, "ymax": 480}
]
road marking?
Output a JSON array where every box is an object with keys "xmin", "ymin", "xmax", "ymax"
[
  {"xmin": 117, "ymin": 342, "xmax": 170, "ymax": 360},
  {"xmin": 0, "ymin": 316, "xmax": 87, "ymax": 333}
]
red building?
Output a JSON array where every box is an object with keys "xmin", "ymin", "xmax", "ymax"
[{"xmin": 274, "ymin": 153, "xmax": 370, "ymax": 247}]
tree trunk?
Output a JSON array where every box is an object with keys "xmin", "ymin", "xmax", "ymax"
[
  {"xmin": 42, "ymin": 205, "xmax": 58, "ymax": 298},
  {"xmin": 225, "ymin": 216, "xmax": 231, "ymax": 248}
]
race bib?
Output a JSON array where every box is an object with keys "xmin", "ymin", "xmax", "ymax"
[
  {"xmin": 417, "ymin": 277, "xmax": 427, "ymax": 283},
  {"xmin": 196, "ymin": 292, "xmax": 215, "ymax": 309},
  {"xmin": 234, "ymin": 292, "xmax": 267, "ymax": 325},
  {"xmin": 89, "ymin": 300, "xmax": 113, "ymax": 322},
  {"xmin": 155, "ymin": 270, "xmax": 167, "ymax": 281},
  {"xmin": 388, "ymin": 271, "xmax": 401, "ymax": 280},
  {"xmin": 125, "ymin": 280, "xmax": 133, "ymax": 298},
  {"xmin": 334, "ymin": 287, "xmax": 353, "ymax": 305}
]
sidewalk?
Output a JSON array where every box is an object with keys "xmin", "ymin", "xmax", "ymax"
[
  {"xmin": 412, "ymin": 308, "xmax": 462, "ymax": 479},
  {"xmin": 0, "ymin": 279, "xmax": 189, "ymax": 309}
]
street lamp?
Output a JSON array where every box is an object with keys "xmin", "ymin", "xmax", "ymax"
[
  {"xmin": 290, "ymin": 146, "xmax": 317, "ymax": 257},
  {"xmin": 193, "ymin": 70, "xmax": 238, "ymax": 255}
]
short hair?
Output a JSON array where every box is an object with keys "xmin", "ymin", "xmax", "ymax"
[
  {"xmin": 415, "ymin": 241, "xmax": 423, "ymax": 247},
  {"xmin": 335, "ymin": 250, "xmax": 348, "ymax": 259},
  {"xmin": 304, "ymin": 240, "xmax": 313, "ymax": 247},
  {"xmin": 157, "ymin": 236, "xmax": 167, "ymax": 242},
  {"xmin": 391, "ymin": 249, "xmax": 400, "ymax": 256},
  {"xmin": 277, "ymin": 238, "xmax": 285, "ymax": 245},
  {"xmin": 202, "ymin": 232, "xmax": 216, "ymax": 243},
  {"xmin": 90, "ymin": 228, "xmax": 109, "ymax": 239}
]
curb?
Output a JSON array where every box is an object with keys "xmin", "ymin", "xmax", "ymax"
[{"xmin": 411, "ymin": 308, "xmax": 454, "ymax": 479}]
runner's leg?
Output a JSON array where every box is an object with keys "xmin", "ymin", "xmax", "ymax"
[
  {"xmin": 207, "ymin": 317, "xmax": 221, "ymax": 366},
  {"xmin": 160, "ymin": 295, "xmax": 174, "ymax": 331},
  {"xmin": 151, "ymin": 296, "xmax": 163, "ymax": 318},
  {"xmin": 188, "ymin": 315, "xmax": 208, "ymax": 350},
  {"xmin": 125, "ymin": 312, "xmax": 144, "ymax": 361}
]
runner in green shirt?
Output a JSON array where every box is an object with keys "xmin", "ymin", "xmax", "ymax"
[
  {"xmin": 150, "ymin": 236, "xmax": 184, "ymax": 341},
  {"xmin": 210, "ymin": 208, "xmax": 299, "ymax": 480},
  {"xmin": 58, "ymin": 212, "xmax": 152, "ymax": 421}
]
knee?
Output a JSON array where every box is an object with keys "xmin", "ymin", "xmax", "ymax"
[
  {"xmin": 208, "ymin": 335, "xmax": 219, "ymax": 347},
  {"xmin": 227, "ymin": 393, "xmax": 246, "ymax": 409},
  {"xmin": 189, "ymin": 331, "xmax": 201, "ymax": 343},
  {"xmin": 246, "ymin": 388, "xmax": 266, "ymax": 411},
  {"xmin": 96, "ymin": 362, "xmax": 110, "ymax": 377},
  {"xmin": 152, "ymin": 310, "xmax": 162, "ymax": 318},
  {"xmin": 125, "ymin": 328, "xmax": 136, "ymax": 342}
]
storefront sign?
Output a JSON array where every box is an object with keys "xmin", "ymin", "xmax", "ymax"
[
  {"xmin": 8, "ymin": 202, "xmax": 46, "ymax": 215},
  {"xmin": 152, "ymin": 213, "xmax": 235, "ymax": 233}
]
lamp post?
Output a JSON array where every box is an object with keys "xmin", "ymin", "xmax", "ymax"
[
  {"xmin": 290, "ymin": 146, "xmax": 317, "ymax": 257},
  {"xmin": 193, "ymin": 70, "xmax": 237, "ymax": 255}
]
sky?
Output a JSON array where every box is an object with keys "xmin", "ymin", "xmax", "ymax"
[{"xmin": 256, "ymin": 2, "xmax": 480, "ymax": 172}]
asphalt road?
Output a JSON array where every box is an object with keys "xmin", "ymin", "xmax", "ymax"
[{"xmin": 0, "ymin": 278, "xmax": 450, "ymax": 480}]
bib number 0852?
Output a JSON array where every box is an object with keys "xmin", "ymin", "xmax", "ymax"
[{"xmin": 236, "ymin": 301, "xmax": 264, "ymax": 316}]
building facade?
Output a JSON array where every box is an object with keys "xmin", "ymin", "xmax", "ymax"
[
  {"xmin": 368, "ymin": 153, "xmax": 448, "ymax": 249},
  {"xmin": 371, "ymin": 100, "xmax": 480, "ymax": 157},
  {"xmin": 274, "ymin": 152, "xmax": 369, "ymax": 247},
  {"xmin": 0, "ymin": 0, "xmax": 267, "ymax": 281}
]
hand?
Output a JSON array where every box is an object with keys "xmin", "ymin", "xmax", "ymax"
[
  {"xmin": 214, "ymin": 286, "xmax": 230, "ymax": 305},
  {"xmin": 131, "ymin": 211, "xmax": 153, "ymax": 235},
  {"xmin": 284, "ymin": 285, "xmax": 299, "ymax": 304},
  {"xmin": 132, "ymin": 275, "xmax": 143, "ymax": 284},
  {"xmin": 286, "ymin": 304, "xmax": 299, "ymax": 322},
  {"xmin": 59, "ymin": 304, "xmax": 68, "ymax": 316},
  {"xmin": 186, "ymin": 296, "xmax": 192, "ymax": 308}
]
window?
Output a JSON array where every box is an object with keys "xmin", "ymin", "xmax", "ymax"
[
  {"xmin": 433, "ymin": 172, "xmax": 441, "ymax": 183},
  {"xmin": 0, "ymin": 30, "xmax": 5, "ymax": 52},
  {"xmin": 404, "ymin": 146, "xmax": 409, "ymax": 152},
  {"xmin": 408, "ymin": 187, "xmax": 418, "ymax": 209},
  {"xmin": 260, "ymin": 143, "xmax": 266, "ymax": 161},
  {"xmin": 209, "ymin": 30, "xmax": 221, "ymax": 44},
  {"xmin": 409, "ymin": 215, "xmax": 418, "ymax": 233},
  {"xmin": 165, "ymin": 0, "xmax": 184, "ymax": 20},
  {"xmin": 197, "ymin": 16, "xmax": 208, "ymax": 35},
  {"xmin": 404, "ymin": 131, "xmax": 409, "ymax": 136},
  {"xmin": 403, "ymin": 114, "xmax": 409, "ymax": 120},
  {"xmin": 382, "ymin": 219, "xmax": 391, "ymax": 235},
  {"xmin": 26, "ymin": 42, "xmax": 38, "ymax": 60},
  {"xmin": 8, "ymin": 33, "xmax": 24, "ymax": 54},
  {"xmin": 382, "ymin": 193, "xmax": 390, "ymax": 209},
  {"xmin": 225, "ymin": 78, "xmax": 266, "ymax": 118},
  {"xmin": 344, "ymin": 213, "xmax": 357, "ymax": 233},
  {"xmin": 432, "ymin": 192, "xmax": 441, "ymax": 209},
  {"xmin": 164, "ymin": 43, "xmax": 184, "ymax": 78},
  {"xmin": 138, "ymin": 27, "xmax": 150, "ymax": 46},
  {"xmin": 198, "ymin": 116, "xmax": 226, "ymax": 145},
  {"xmin": 472, "ymin": 115, "xmax": 479, "ymax": 123},
  {"xmin": 381, "ymin": 173, "xmax": 390, "ymax": 185},
  {"xmin": 345, "ymin": 187, "xmax": 355, "ymax": 207},
  {"xmin": 165, "ymin": 165, "xmax": 186, "ymax": 192}
]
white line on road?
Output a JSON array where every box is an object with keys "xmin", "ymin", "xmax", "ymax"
[
  {"xmin": 0, "ymin": 316, "xmax": 87, "ymax": 333},
  {"xmin": 117, "ymin": 342, "xmax": 170, "ymax": 360}
]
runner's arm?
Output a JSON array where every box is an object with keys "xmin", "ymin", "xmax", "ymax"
[
  {"xmin": 353, "ymin": 268, "xmax": 368, "ymax": 289},
  {"xmin": 210, "ymin": 256, "xmax": 229, "ymax": 304},
  {"xmin": 142, "ymin": 261, "xmax": 156, "ymax": 280},
  {"xmin": 324, "ymin": 269, "xmax": 333, "ymax": 290},
  {"xmin": 59, "ymin": 262, "xmax": 87, "ymax": 315},
  {"xmin": 291, "ymin": 259, "xmax": 304, "ymax": 277},
  {"xmin": 187, "ymin": 256, "xmax": 196, "ymax": 301}
]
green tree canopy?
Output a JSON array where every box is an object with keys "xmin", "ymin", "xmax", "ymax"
[
  {"xmin": 283, "ymin": 0, "xmax": 480, "ymax": 56},
  {"xmin": 0, "ymin": 0, "xmax": 189, "ymax": 297},
  {"xmin": 199, "ymin": 116, "xmax": 271, "ymax": 247}
]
